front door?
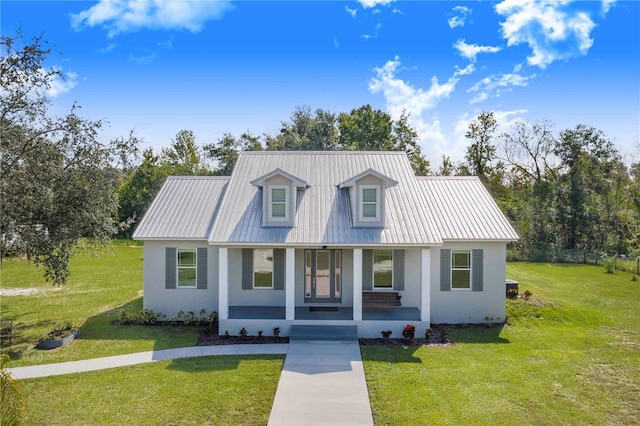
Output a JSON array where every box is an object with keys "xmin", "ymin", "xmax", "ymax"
[{"xmin": 304, "ymin": 249, "xmax": 342, "ymax": 303}]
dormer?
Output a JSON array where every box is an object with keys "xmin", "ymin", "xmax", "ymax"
[
  {"xmin": 251, "ymin": 168, "xmax": 307, "ymax": 227},
  {"xmin": 338, "ymin": 168, "xmax": 398, "ymax": 228}
]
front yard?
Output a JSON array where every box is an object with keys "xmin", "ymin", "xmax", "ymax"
[{"xmin": 2, "ymin": 245, "xmax": 638, "ymax": 424}]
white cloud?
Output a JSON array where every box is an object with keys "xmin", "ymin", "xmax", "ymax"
[
  {"xmin": 157, "ymin": 35, "xmax": 174, "ymax": 49},
  {"xmin": 71, "ymin": 0, "xmax": 234, "ymax": 37},
  {"xmin": 128, "ymin": 53, "xmax": 157, "ymax": 65},
  {"xmin": 602, "ymin": 0, "xmax": 616, "ymax": 14},
  {"xmin": 454, "ymin": 39, "xmax": 502, "ymax": 62},
  {"xmin": 448, "ymin": 5, "xmax": 471, "ymax": 29},
  {"xmin": 468, "ymin": 72, "xmax": 535, "ymax": 104},
  {"xmin": 495, "ymin": 0, "xmax": 596, "ymax": 68},
  {"xmin": 372, "ymin": 9, "xmax": 381, "ymax": 15},
  {"xmin": 369, "ymin": 57, "xmax": 474, "ymax": 161},
  {"xmin": 98, "ymin": 42, "xmax": 118, "ymax": 54},
  {"xmin": 333, "ymin": 38, "xmax": 340, "ymax": 48},
  {"xmin": 358, "ymin": 0, "xmax": 394, "ymax": 9},
  {"xmin": 345, "ymin": 6, "xmax": 358, "ymax": 18},
  {"xmin": 47, "ymin": 70, "xmax": 78, "ymax": 98}
]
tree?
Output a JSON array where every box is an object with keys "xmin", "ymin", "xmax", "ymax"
[
  {"xmin": 338, "ymin": 104, "xmax": 394, "ymax": 151},
  {"xmin": 160, "ymin": 129, "xmax": 203, "ymax": 175},
  {"xmin": 0, "ymin": 33, "xmax": 136, "ymax": 284},
  {"xmin": 438, "ymin": 155, "xmax": 457, "ymax": 176},
  {"xmin": 0, "ymin": 354, "xmax": 24, "ymax": 425},
  {"xmin": 392, "ymin": 110, "xmax": 430, "ymax": 175},
  {"xmin": 204, "ymin": 131, "xmax": 263, "ymax": 175},
  {"xmin": 462, "ymin": 111, "xmax": 498, "ymax": 180},
  {"xmin": 267, "ymin": 106, "xmax": 339, "ymax": 151}
]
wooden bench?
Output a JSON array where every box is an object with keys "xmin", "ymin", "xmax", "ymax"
[
  {"xmin": 362, "ymin": 291, "xmax": 401, "ymax": 307},
  {"xmin": 0, "ymin": 320, "xmax": 14, "ymax": 343}
]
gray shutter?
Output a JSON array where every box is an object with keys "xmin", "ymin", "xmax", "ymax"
[
  {"xmin": 196, "ymin": 248, "xmax": 207, "ymax": 289},
  {"xmin": 273, "ymin": 249, "xmax": 285, "ymax": 290},
  {"xmin": 472, "ymin": 249, "xmax": 484, "ymax": 292},
  {"xmin": 393, "ymin": 249, "xmax": 405, "ymax": 291},
  {"xmin": 362, "ymin": 249, "xmax": 373, "ymax": 290},
  {"xmin": 440, "ymin": 249, "xmax": 451, "ymax": 291},
  {"xmin": 165, "ymin": 247, "xmax": 177, "ymax": 289},
  {"xmin": 242, "ymin": 249, "xmax": 253, "ymax": 290}
]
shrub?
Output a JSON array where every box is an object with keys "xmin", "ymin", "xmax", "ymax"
[
  {"xmin": 523, "ymin": 290, "xmax": 533, "ymax": 300},
  {"xmin": 507, "ymin": 288, "xmax": 519, "ymax": 299},
  {"xmin": 402, "ymin": 324, "xmax": 415, "ymax": 340},
  {"xmin": 117, "ymin": 309, "xmax": 217, "ymax": 328},
  {"xmin": 239, "ymin": 327, "xmax": 248, "ymax": 337},
  {"xmin": 381, "ymin": 330, "xmax": 392, "ymax": 339},
  {"xmin": 603, "ymin": 256, "xmax": 616, "ymax": 274},
  {"xmin": 257, "ymin": 330, "xmax": 263, "ymax": 337},
  {"xmin": 273, "ymin": 327, "xmax": 281, "ymax": 336},
  {"xmin": 425, "ymin": 328, "xmax": 432, "ymax": 340}
]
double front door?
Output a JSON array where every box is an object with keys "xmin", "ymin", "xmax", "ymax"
[{"xmin": 304, "ymin": 249, "xmax": 342, "ymax": 303}]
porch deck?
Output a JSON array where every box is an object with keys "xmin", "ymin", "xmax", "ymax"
[{"xmin": 228, "ymin": 306, "xmax": 421, "ymax": 321}]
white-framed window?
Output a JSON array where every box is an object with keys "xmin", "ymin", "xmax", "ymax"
[
  {"xmin": 254, "ymin": 248, "xmax": 274, "ymax": 289},
  {"xmin": 177, "ymin": 249, "xmax": 197, "ymax": 288},
  {"xmin": 269, "ymin": 186, "xmax": 288, "ymax": 220},
  {"xmin": 373, "ymin": 249, "xmax": 393, "ymax": 288},
  {"xmin": 360, "ymin": 185, "xmax": 380, "ymax": 221},
  {"xmin": 451, "ymin": 250, "xmax": 471, "ymax": 290}
]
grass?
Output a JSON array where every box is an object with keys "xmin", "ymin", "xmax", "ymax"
[
  {"xmin": 19, "ymin": 355, "xmax": 284, "ymax": 425},
  {"xmin": 362, "ymin": 262, "xmax": 640, "ymax": 425},
  {"xmin": 0, "ymin": 242, "xmax": 200, "ymax": 367}
]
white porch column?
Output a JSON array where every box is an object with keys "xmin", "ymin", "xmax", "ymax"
[
  {"xmin": 353, "ymin": 248, "xmax": 363, "ymax": 321},
  {"xmin": 218, "ymin": 247, "xmax": 229, "ymax": 320},
  {"xmin": 285, "ymin": 248, "xmax": 295, "ymax": 320},
  {"xmin": 420, "ymin": 248, "xmax": 431, "ymax": 322}
]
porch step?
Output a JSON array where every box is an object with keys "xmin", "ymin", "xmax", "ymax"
[{"xmin": 289, "ymin": 325, "xmax": 358, "ymax": 341}]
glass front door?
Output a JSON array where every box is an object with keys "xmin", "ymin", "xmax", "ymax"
[{"xmin": 305, "ymin": 249, "xmax": 342, "ymax": 303}]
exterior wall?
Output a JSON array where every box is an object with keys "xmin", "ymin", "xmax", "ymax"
[
  {"xmin": 228, "ymin": 248, "xmax": 286, "ymax": 306},
  {"xmin": 400, "ymin": 249, "xmax": 422, "ymax": 308},
  {"xmin": 142, "ymin": 240, "xmax": 219, "ymax": 318},
  {"xmin": 430, "ymin": 242, "xmax": 507, "ymax": 324}
]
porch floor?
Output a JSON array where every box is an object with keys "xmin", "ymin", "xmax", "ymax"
[{"xmin": 228, "ymin": 306, "xmax": 421, "ymax": 321}]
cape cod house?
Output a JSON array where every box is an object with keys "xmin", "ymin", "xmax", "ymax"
[{"xmin": 132, "ymin": 151, "xmax": 518, "ymax": 337}]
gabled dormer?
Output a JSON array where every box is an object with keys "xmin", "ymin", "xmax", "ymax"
[
  {"xmin": 250, "ymin": 168, "xmax": 307, "ymax": 227},
  {"xmin": 338, "ymin": 168, "xmax": 398, "ymax": 228}
]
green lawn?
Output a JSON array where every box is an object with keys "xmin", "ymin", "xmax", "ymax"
[
  {"xmin": 363, "ymin": 263, "xmax": 640, "ymax": 425},
  {"xmin": 0, "ymin": 242, "xmax": 200, "ymax": 367},
  {"xmin": 19, "ymin": 355, "xmax": 284, "ymax": 425}
]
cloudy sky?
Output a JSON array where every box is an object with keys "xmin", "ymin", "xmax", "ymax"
[{"xmin": 3, "ymin": 0, "xmax": 639, "ymax": 165}]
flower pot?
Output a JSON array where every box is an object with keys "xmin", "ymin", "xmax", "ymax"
[{"xmin": 38, "ymin": 330, "xmax": 80, "ymax": 350}]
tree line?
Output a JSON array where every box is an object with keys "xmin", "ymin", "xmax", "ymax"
[{"xmin": 2, "ymin": 33, "xmax": 638, "ymax": 284}]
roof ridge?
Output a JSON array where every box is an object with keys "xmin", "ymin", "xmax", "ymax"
[
  {"xmin": 239, "ymin": 151, "xmax": 406, "ymax": 156},
  {"xmin": 167, "ymin": 176, "xmax": 230, "ymax": 180}
]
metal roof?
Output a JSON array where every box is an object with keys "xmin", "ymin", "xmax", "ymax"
[
  {"xmin": 208, "ymin": 151, "xmax": 442, "ymax": 246},
  {"xmin": 416, "ymin": 176, "xmax": 519, "ymax": 241},
  {"xmin": 133, "ymin": 176, "xmax": 229, "ymax": 240}
]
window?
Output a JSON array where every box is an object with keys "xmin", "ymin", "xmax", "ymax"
[
  {"xmin": 177, "ymin": 249, "xmax": 197, "ymax": 288},
  {"xmin": 254, "ymin": 249, "xmax": 274, "ymax": 288},
  {"xmin": 270, "ymin": 186, "xmax": 288, "ymax": 220},
  {"xmin": 373, "ymin": 249, "xmax": 393, "ymax": 288},
  {"xmin": 451, "ymin": 250, "xmax": 471, "ymax": 289},
  {"xmin": 360, "ymin": 186, "xmax": 379, "ymax": 220}
]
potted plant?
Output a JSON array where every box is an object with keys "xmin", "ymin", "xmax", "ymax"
[{"xmin": 38, "ymin": 321, "xmax": 80, "ymax": 350}]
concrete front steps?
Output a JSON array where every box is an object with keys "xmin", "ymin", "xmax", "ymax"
[{"xmin": 289, "ymin": 325, "xmax": 358, "ymax": 341}]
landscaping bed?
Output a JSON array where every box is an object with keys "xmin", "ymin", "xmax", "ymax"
[{"xmin": 359, "ymin": 324, "xmax": 453, "ymax": 346}]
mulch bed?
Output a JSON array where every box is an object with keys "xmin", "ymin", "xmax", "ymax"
[
  {"xmin": 359, "ymin": 324, "xmax": 453, "ymax": 347},
  {"xmin": 197, "ymin": 328, "xmax": 289, "ymax": 345}
]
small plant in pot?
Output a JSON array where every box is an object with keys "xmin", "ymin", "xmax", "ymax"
[{"xmin": 39, "ymin": 321, "xmax": 80, "ymax": 350}]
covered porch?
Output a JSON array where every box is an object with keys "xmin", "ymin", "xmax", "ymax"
[{"xmin": 228, "ymin": 305, "xmax": 421, "ymax": 321}]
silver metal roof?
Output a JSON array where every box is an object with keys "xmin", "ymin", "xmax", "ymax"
[
  {"xmin": 208, "ymin": 151, "xmax": 442, "ymax": 246},
  {"xmin": 133, "ymin": 176, "xmax": 229, "ymax": 240},
  {"xmin": 416, "ymin": 176, "xmax": 519, "ymax": 241}
]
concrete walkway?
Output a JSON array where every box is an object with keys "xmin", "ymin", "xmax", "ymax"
[
  {"xmin": 8, "ymin": 344, "xmax": 288, "ymax": 379},
  {"xmin": 268, "ymin": 341, "xmax": 374, "ymax": 426}
]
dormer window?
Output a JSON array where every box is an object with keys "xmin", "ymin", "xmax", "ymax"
[
  {"xmin": 270, "ymin": 186, "xmax": 288, "ymax": 220},
  {"xmin": 360, "ymin": 186, "xmax": 380, "ymax": 221}
]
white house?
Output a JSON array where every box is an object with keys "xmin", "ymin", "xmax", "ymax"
[{"xmin": 133, "ymin": 151, "xmax": 518, "ymax": 337}]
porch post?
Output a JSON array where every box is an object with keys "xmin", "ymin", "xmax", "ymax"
[
  {"xmin": 420, "ymin": 248, "xmax": 431, "ymax": 322},
  {"xmin": 218, "ymin": 247, "xmax": 229, "ymax": 320},
  {"xmin": 285, "ymin": 248, "xmax": 295, "ymax": 320},
  {"xmin": 353, "ymin": 248, "xmax": 363, "ymax": 321}
]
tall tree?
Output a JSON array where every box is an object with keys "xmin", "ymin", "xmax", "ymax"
[
  {"xmin": 462, "ymin": 111, "xmax": 498, "ymax": 180},
  {"xmin": 338, "ymin": 104, "xmax": 394, "ymax": 151},
  {"xmin": 392, "ymin": 110, "xmax": 430, "ymax": 175},
  {"xmin": 204, "ymin": 131, "xmax": 263, "ymax": 175},
  {"xmin": 160, "ymin": 129, "xmax": 203, "ymax": 175},
  {"xmin": 0, "ymin": 33, "xmax": 136, "ymax": 284},
  {"xmin": 267, "ymin": 106, "xmax": 339, "ymax": 151}
]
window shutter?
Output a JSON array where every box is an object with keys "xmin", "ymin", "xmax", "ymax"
[
  {"xmin": 472, "ymin": 249, "xmax": 484, "ymax": 291},
  {"xmin": 242, "ymin": 249, "xmax": 253, "ymax": 290},
  {"xmin": 362, "ymin": 249, "xmax": 373, "ymax": 290},
  {"xmin": 440, "ymin": 249, "xmax": 451, "ymax": 291},
  {"xmin": 196, "ymin": 248, "xmax": 208, "ymax": 289},
  {"xmin": 273, "ymin": 249, "xmax": 285, "ymax": 290},
  {"xmin": 165, "ymin": 247, "xmax": 177, "ymax": 290},
  {"xmin": 393, "ymin": 249, "xmax": 405, "ymax": 291}
]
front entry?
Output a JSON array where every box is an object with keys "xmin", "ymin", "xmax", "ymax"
[{"xmin": 304, "ymin": 249, "xmax": 342, "ymax": 303}]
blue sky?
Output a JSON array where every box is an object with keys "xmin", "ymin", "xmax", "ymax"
[{"xmin": 3, "ymin": 0, "xmax": 639, "ymax": 165}]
